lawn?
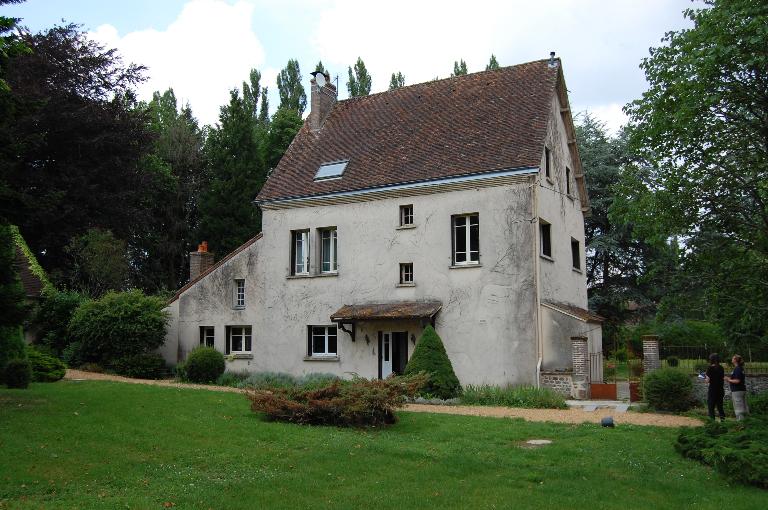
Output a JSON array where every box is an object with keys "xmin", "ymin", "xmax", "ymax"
[{"xmin": 1, "ymin": 382, "xmax": 766, "ymax": 509}]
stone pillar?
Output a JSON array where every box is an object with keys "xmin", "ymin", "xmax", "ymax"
[
  {"xmin": 570, "ymin": 336, "xmax": 590, "ymax": 400},
  {"xmin": 189, "ymin": 241, "xmax": 214, "ymax": 282},
  {"xmin": 642, "ymin": 335, "xmax": 661, "ymax": 373}
]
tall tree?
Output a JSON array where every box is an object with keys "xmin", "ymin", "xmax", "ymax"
[
  {"xmin": 264, "ymin": 107, "xmax": 303, "ymax": 171},
  {"xmin": 619, "ymin": 0, "xmax": 768, "ymax": 352},
  {"xmin": 314, "ymin": 60, "xmax": 327, "ymax": 74},
  {"xmin": 486, "ymin": 54, "xmax": 500, "ymax": 70},
  {"xmin": 452, "ymin": 59, "xmax": 468, "ymax": 76},
  {"xmin": 276, "ymin": 59, "xmax": 306, "ymax": 115},
  {"xmin": 0, "ymin": 24, "xmax": 156, "ymax": 286},
  {"xmin": 346, "ymin": 57, "xmax": 372, "ymax": 97},
  {"xmin": 388, "ymin": 72, "xmax": 405, "ymax": 90},
  {"xmin": 258, "ymin": 86, "xmax": 270, "ymax": 126}
]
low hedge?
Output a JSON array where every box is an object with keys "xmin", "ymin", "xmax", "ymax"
[
  {"xmin": 460, "ymin": 384, "xmax": 567, "ymax": 409},
  {"xmin": 643, "ymin": 368, "xmax": 694, "ymax": 412},
  {"xmin": 113, "ymin": 352, "xmax": 167, "ymax": 379},
  {"xmin": 27, "ymin": 346, "xmax": 66, "ymax": 382},
  {"xmin": 183, "ymin": 347, "xmax": 225, "ymax": 383},
  {"xmin": 247, "ymin": 373, "xmax": 427, "ymax": 427}
]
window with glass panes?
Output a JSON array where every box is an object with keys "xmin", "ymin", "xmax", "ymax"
[
  {"xmin": 400, "ymin": 263, "xmax": 413, "ymax": 284},
  {"xmin": 199, "ymin": 326, "xmax": 214, "ymax": 347},
  {"xmin": 234, "ymin": 279, "xmax": 245, "ymax": 308},
  {"xmin": 291, "ymin": 230, "xmax": 309, "ymax": 275},
  {"xmin": 320, "ymin": 228, "xmax": 337, "ymax": 273},
  {"xmin": 308, "ymin": 326, "xmax": 337, "ymax": 357},
  {"xmin": 399, "ymin": 205, "xmax": 413, "ymax": 226},
  {"xmin": 452, "ymin": 213, "xmax": 479, "ymax": 265},
  {"xmin": 226, "ymin": 326, "xmax": 252, "ymax": 354}
]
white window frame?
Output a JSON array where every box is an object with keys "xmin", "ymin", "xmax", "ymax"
[
  {"xmin": 452, "ymin": 213, "xmax": 480, "ymax": 265},
  {"xmin": 399, "ymin": 263, "xmax": 414, "ymax": 284},
  {"xmin": 200, "ymin": 326, "xmax": 215, "ymax": 348},
  {"xmin": 399, "ymin": 204, "xmax": 414, "ymax": 226},
  {"xmin": 319, "ymin": 227, "xmax": 338, "ymax": 273},
  {"xmin": 234, "ymin": 279, "xmax": 245, "ymax": 308},
  {"xmin": 291, "ymin": 229, "xmax": 310, "ymax": 275},
  {"xmin": 309, "ymin": 325, "xmax": 337, "ymax": 357},
  {"xmin": 227, "ymin": 326, "xmax": 252, "ymax": 354},
  {"xmin": 540, "ymin": 220, "xmax": 552, "ymax": 259}
]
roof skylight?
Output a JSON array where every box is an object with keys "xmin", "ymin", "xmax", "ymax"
[{"xmin": 314, "ymin": 160, "xmax": 348, "ymax": 181}]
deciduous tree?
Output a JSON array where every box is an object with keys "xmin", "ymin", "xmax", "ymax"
[
  {"xmin": 452, "ymin": 59, "xmax": 467, "ymax": 76},
  {"xmin": 276, "ymin": 59, "xmax": 306, "ymax": 114},
  {"xmin": 388, "ymin": 71, "xmax": 405, "ymax": 90},
  {"xmin": 346, "ymin": 57, "xmax": 371, "ymax": 97}
]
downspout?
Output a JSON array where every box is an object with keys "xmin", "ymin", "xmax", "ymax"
[{"xmin": 533, "ymin": 175, "xmax": 543, "ymax": 388}]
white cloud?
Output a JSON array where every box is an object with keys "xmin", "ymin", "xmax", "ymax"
[
  {"xmin": 90, "ymin": 0, "xmax": 265, "ymax": 126},
  {"xmin": 576, "ymin": 103, "xmax": 629, "ymax": 135}
]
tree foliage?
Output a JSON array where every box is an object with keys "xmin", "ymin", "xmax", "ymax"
[
  {"xmin": 0, "ymin": 223, "xmax": 26, "ymax": 329},
  {"xmin": 346, "ymin": 57, "xmax": 371, "ymax": 97},
  {"xmin": 388, "ymin": 71, "xmax": 405, "ymax": 90},
  {"xmin": 452, "ymin": 59, "xmax": 468, "ymax": 76},
  {"xmin": 619, "ymin": 0, "xmax": 768, "ymax": 351},
  {"xmin": 64, "ymin": 228, "xmax": 129, "ymax": 297},
  {"xmin": 276, "ymin": 59, "xmax": 306, "ymax": 114},
  {"xmin": 486, "ymin": 54, "xmax": 500, "ymax": 70}
]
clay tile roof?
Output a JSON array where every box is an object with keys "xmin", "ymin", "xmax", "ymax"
[
  {"xmin": 331, "ymin": 301, "xmax": 442, "ymax": 321},
  {"xmin": 543, "ymin": 301, "xmax": 604, "ymax": 323},
  {"xmin": 256, "ymin": 59, "xmax": 559, "ymax": 203}
]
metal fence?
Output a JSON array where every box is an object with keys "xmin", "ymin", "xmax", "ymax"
[{"xmin": 659, "ymin": 345, "xmax": 768, "ymax": 374}]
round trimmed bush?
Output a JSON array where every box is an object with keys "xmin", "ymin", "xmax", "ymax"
[
  {"xmin": 184, "ymin": 347, "xmax": 225, "ymax": 383},
  {"xmin": 27, "ymin": 346, "xmax": 66, "ymax": 382},
  {"xmin": 5, "ymin": 359, "xmax": 32, "ymax": 389},
  {"xmin": 642, "ymin": 368, "xmax": 694, "ymax": 411},
  {"xmin": 404, "ymin": 325, "xmax": 461, "ymax": 399},
  {"xmin": 113, "ymin": 352, "xmax": 167, "ymax": 379}
]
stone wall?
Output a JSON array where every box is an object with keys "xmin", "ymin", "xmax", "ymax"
[
  {"xmin": 540, "ymin": 371, "xmax": 573, "ymax": 396},
  {"xmin": 690, "ymin": 373, "xmax": 768, "ymax": 403}
]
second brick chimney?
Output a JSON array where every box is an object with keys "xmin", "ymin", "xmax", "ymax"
[
  {"xmin": 189, "ymin": 241, "xmax": 214, "ymax": 282},
  {"xmin": 309, "ymin": 71, "xmax": 337, "ymax": 132}
]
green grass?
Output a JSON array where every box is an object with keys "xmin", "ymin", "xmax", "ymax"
[{"xmin": 1, "ymin": 382, "xmax": 766, "ymax": 509}]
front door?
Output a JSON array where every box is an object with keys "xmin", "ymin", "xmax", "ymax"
[{"xmin": 379, "ymin": 331, "xmax": 408, "ymax": 378}]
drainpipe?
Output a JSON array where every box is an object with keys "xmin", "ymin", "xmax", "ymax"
[{"xmin": 533, "ymin": 176, "xmax": 543, "ymax": 388}]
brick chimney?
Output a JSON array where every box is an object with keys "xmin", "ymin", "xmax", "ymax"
[
  {"xmin": 309, "ymin": 71, "xmax": 337, "ymax": 132},
  {"xmin": 189, "ymin": 241, "xmax": 214, "ymax": 281}
]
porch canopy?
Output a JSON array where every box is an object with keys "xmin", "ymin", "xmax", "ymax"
[{"xmin": 330, "ymin": 301, "xmax": 442, "ymax": 341}]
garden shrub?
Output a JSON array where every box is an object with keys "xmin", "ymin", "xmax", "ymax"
[
  {"xmin": 216, "ymin": 370, "xmax": 251, "ymax": 387},
  {"xmin": 34, "ymin": 290, "xmax": 88, "ymax": 356},
  {"xmin": 240, "ymin": 371, "xmax": 296, "ymax": 389},
  {"xmin": 642, "ymin": 368, "xmax": 694, "ymax": 411},
  {"xmin": 295, "ymin": 372, "xmax": 340, "ymax": 390},
  {"xmin": 676, "ymin": 418, "xmax": 768, "ymax": 489},
  {"xmin": 78, "ymin": 362, "xmax": 103, "ymax": 373},
  {"xmin": 113, "ymin": 352, "xmax": 167, "ymax": 379},
  {"xmin": 5, "ymin": 359, "xmax": 32, "ymax": 388},
  {"xmin": 403, "ymin": 325, "xmax": 461, "ymax": 399},
  {"xmin": 747, "ymin": 392, "xmax": 768, "ymax": 416},
  {"xmin": 26, "ymin": 346, "xmax": 66, "ymax": 382},
  {"xmin": 183, "ymin": 347, "xmax": 225, "ymax": 383},
  {"xmin": 0, "ymin": 326, "xmax": 26, "ymax": 384},
  {"xmin": 460, "ymin": 385, "xmax": 567, "ymax": 409},
  {"xmin": 666, "ymin": 355, "xmax": 680, "ymax": 367},
  {"xmin": 247, "ymin": 373, "xmax": 428, "ymax": 427},
  {"xmin": 68, "ymin": 290, "xmax": 167, "ymax": 365},
  {"xmin": 62, "ymin": 341, "xmax": 85, "ymax": 368}
]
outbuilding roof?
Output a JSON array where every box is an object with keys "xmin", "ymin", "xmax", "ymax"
[{"xmin": 257, "ymin": 59, "xmax": 561, "ymax": 203}]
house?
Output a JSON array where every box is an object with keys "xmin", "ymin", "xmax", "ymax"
[{"xmin": 160, "ymin": 55, "xmax": 603, "ymax": 395}]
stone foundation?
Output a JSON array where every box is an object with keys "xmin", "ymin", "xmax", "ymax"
[{"xmin": 540, "ymin": 371, "xmax": 573, "ymax": 396}]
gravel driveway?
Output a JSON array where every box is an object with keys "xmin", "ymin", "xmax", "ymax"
[{"xmin": 64, "ymin": 369, "xmax": 702, "ymax": 428}]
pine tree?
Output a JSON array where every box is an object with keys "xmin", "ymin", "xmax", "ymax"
[
  {"xmin": 276, "ymin": 59, "xmax": 306, "ymax": 114},
  {"xmin": 388, "ymin": 72, "xmax": 405, "ymax": 90},
  {"xmin": 346, "ymin": 57, "xmax": 372, "ymax": 97},
  {"xmin": 452, "ymin": 59, "xmax": 468, "ymax": 76},
  {"xmin": 404, "ymin": 325, "xmax": 461, "ymax": 399},
  {"xmin": 314, "ymin": 60, "xmax": 327, "ymax": 74},
  {"xmin": 486, "ymin": 54, "xmax": 500, "ymax": 70}
]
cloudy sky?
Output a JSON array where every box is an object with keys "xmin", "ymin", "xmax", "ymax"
[{"xmin": 7, "ymin": 0, "xmax": 696, "ymax": 132}]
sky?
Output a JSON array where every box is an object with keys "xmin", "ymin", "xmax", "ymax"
[{"xmin": 6, "ymin": 0, "xmax": 696, "ymax": 132}]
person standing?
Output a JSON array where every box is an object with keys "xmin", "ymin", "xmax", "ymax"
[
  {"xmin": 704, "ymin": 353, "xmax": 725, "ymax": 421},
  {"xmin": 725, "ymin": 354, "xmax": 749, "ymax": 420}
]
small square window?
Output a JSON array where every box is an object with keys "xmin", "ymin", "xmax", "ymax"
[
  {"xmin": 226, "ymin": 326, "xmax": 252, "ymax": 354},
  {"xmin": 571, "ymin": 238, "xmax": 581, "ymax": 270},
  {"xmin": 400, "ymin": 263, "xmax": 413, "ymax": 284},
  {"xmin": 307, "ymin": 326, "xmax": 337, "ymax": 357},
  {"xmin": 314, "ymin": 160, "xmax": 348, "ymax": 181},
  {"xmin": 400, "ymin": 205, "xmax": 414, "ymax": 226},
  {"xmin": 199, "ymin": 326, "xmax": 215, "ymax": 348},
  {"xmin": 234, "ymin": 279, "xmax": 245, "ymax": 308},
  {"xmin": 540, "ymin": 220, "xmax": 552, "ymax": 258}
]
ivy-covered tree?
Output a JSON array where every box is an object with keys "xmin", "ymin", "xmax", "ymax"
[
  {"xmin": 388, "ymin": 72, "xmax": 405, "ymax": 90},
  {"xmin": 452, "ymin": 59, "xmax": 468, "ymax": 76},
  {"xmin": 486, "ymin": 54, "xmax": 500, "ymax": 70},
  {"xmin": 346, "ymin": 57, "xmax": 371, "ymax": 97},
  {"xmin": 276, "ymin": 59, "xmax": 306, "ymax": 115}
]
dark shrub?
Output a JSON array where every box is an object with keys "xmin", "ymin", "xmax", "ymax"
[
  {"xmin": 113, "ymin": 352, "xmax": 167, "ymax": 379},
  {"xmin": 247, "ymin": 373, "xmax": 427, "ymax": 427},
  {"xmin": 404, "ymin": 325, "xmax": 461, "ymax": 399},
  {"xmin": 748, "ymin": 392, "xmax": 768, "ymax": 416},
  {"xmin": 27, "ymin": 346, "xmax": 66, "ymax": 382},
  {"xmin": 666, "ymin": 355, "xmax": 680, "ymax": 367},
  {"xmin": 5, "ymin": 359, "xmax": 32, "ymax": 388},
  {"xmin": 35, "ymin": 290, "xmax": 88, "ymax": 356},
  {"xmin": 68, "ymin": 290, "xmax": 167, "ymax": 365},
  {"xmin": 62, "ymin": 341, "xmax": 85, "ymax": 367},
  {"xmin": 642, "ymin": 368, "xmax": 694, "ymax": 411},
  {"xmin": 676, "ymin": 418, "xmax": 768, "ymax": 489},
  {"xmin": 0, "ymin": 326, "xmax": 26, "ymax": 384},
  {"xmin": 183, "ymin": 347, "xmax": 225, "ymax": 383}
]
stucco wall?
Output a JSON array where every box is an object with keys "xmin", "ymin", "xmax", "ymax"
[{"xmin": 540, "ymin": 306, "xmax": 601, "ymax": 372}]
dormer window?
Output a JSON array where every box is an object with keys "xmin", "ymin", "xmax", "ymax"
[{"xmin": 314, "ymin": 160, "xmax": 348, "ymax": 181}]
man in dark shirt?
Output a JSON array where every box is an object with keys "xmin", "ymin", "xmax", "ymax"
[
  {"xmin": 704, "ymin": 353, "xmax": 725, "ymax": 420},
  {"xmin": 725, "ymin": 354, "xmax": 749, "ymax": 420}
]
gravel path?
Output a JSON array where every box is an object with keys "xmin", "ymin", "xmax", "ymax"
[{"xmin": 65, "ymin": 370, "xmax": 702, "ymax": 428}]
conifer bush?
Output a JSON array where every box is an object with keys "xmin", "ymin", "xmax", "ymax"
[
  {"xmin": 26, "ymin": 346, "xmax": 66, "ymax": 382},
  {"xmin": 5, "ymin": 359, "xmax": 32, "ymax": 388},
  {"xmin": 403, "ymin": 325, "xmax": 461, "ymax": 399}
]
